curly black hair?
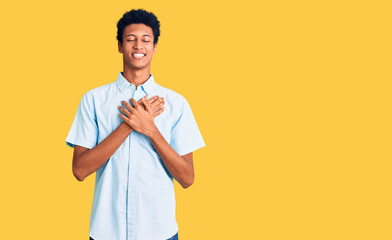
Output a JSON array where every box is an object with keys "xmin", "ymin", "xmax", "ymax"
[{"xmin": 116, "ymin": 9, "xmax": 160, "ymax": 45}]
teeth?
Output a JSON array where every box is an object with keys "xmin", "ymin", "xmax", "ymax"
[{"xmin": 133, "ymin": 54, "xmax": 145, "ymax": 57}]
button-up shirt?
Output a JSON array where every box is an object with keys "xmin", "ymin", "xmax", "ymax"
[{"xmin": 65, "ymin": 72, "xmax": 206, "ymax": 240}]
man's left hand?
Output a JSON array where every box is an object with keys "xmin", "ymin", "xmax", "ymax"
[{"xmin": 118, "ymin": 97, "xmax": 159, "ymax": 137}]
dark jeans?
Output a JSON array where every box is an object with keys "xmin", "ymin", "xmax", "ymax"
[{"xmin": 89, "ymin": 232, "xmax": 178, "ymax": 240}]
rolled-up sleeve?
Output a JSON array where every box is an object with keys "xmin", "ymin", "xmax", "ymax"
[
  {"xmin": 170, "ymin": 97, "xmax": 206, "ymax": 156},
  {"xmin": 65, "ymin": 90, "xmax": 98, "ymax": 149}
]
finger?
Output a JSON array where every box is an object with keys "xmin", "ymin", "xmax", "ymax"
[
  {"xmin": 150, "ymin": 97, "xmax": 162, "ymax": 110},
  {"xmin": 142, "ymin": 97, "xmax": 152, "ymax": 113},
  {"xmin": 118, "ymin": 105, "xmax": 131, "ymax": 117},
  {"xmin": 141, "ymin": 95, "xmax": 149, "ymax": 110},
  {"xmin": 137, "ymin": 95, "xmax": 148, "ymax": 105},
  {"xmin": 119, "ymin": 112, "xmax": 129, "ymax": 121},
  {"xmin": 147, "ymin": 95, "xmax": 160, "ymax": 105},
  {"xmin": 152, "ymin": 98, "xmax": 165, "ymax": 112},
  {"xmin": 130, "ymin": 98, "xmax": 141, "ymax": 109},
  {"xmin": 153, "ymin": 107, "xmax": 165, "ymax": 117},
  {"xmin": 122, "ymin": 100, "xmax": 135, "ymax": 113}
]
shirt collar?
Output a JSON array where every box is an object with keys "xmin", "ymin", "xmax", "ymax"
[{"xmin": 115, "ymin": 72, "xmax": 156, "ymax": 94}]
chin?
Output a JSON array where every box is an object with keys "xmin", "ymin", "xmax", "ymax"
[{"xmin": 129, "ymin": 64, "xmax": 149, "ymax": 70}]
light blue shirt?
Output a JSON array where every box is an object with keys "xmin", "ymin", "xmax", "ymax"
[{"xmin": 65, "ymin": 72, "xmax": 206, "ymax": 240}]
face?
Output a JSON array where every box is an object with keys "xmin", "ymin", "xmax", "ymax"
[{"xmin": 118, "ymin": 23, "xmax": 157, "ymax": 70}]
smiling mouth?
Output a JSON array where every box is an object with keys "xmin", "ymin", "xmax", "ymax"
[{"xmin": 132, "ymin": 53, "xmax": 146, "ymax": 59}]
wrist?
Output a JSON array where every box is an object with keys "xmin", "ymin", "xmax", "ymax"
[
  {"xmin": 120, "ymin": 121, "xmax": 134, "ymax": 134},
  {"xmin": 146, "ymin": 125, "xmax": 160, "ymax": 139}
]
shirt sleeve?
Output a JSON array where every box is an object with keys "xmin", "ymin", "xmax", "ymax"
[
  {"xmin": 170, "ymin": 97, "xmax": 206, "ymax": 156},
  {"xmin": 65, "ymin": 90, "xmax": 98, "ymax": 149}
]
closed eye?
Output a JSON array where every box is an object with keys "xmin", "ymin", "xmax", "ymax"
[{"xmin": 126, "ymin": 40, "xmax": 150, "ymax": 42}]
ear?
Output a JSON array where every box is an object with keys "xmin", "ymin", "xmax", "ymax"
[
  {"xmin": 153, "ymin": 43, "xmax": 157, "ymax": 54},
  {"xmin": 118, "ymin": 41, "xmax": 123, "ymax": 53}
]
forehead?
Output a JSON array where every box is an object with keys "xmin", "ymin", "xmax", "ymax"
[{"xmin": 123, "ymin": 23, "xmax": 154, "ymax": 37}]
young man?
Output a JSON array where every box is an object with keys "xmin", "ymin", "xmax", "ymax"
[{"xmin": 65, "ymin": 9, "xmax": 205, "ymax": 240}]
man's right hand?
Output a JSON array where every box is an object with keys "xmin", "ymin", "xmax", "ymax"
[
  {"xmin": 136, "ymin": 95, "xmax": 165, "ymax": 118},
  {"xmin": 118, "ymin": 95, "xmax": 164, "ymax": 131}
]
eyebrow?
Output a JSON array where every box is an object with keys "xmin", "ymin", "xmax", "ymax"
[{"xmin": 126, "ymin": 34, "xmax": 152, "ymax": 37}]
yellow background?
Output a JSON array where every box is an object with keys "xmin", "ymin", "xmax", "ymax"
[{"xmin": 0, "ymin": 0, "xmax": 391, "ymax": 239}]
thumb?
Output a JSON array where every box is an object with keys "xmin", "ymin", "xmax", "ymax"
[
  {"xmin": 142, "ymin": 97, "xmax": 152, "ymax": 113},
  {"xmin": 130, "ymin": 98, "xmax": 140, "ymax": 109}
]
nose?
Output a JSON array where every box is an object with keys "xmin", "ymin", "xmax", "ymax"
[{"xmin": 133, "ymin": 39, "xmax": 142, "ymax": 49}]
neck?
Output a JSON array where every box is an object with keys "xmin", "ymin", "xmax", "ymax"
[{"xmin": 122, "ymin": 66, "xmax": 151, "ymax": 89}]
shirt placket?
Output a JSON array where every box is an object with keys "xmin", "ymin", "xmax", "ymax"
[{"xmin": 127, "ymin": 86, "xmax": 145, "ymax": 240}]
